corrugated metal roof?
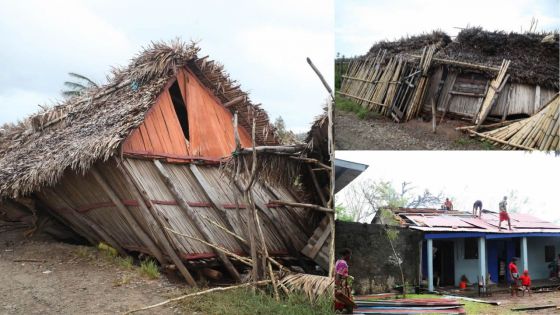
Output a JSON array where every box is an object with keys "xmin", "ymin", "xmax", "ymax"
[{"xmin": 396, "ymin": 208, "xmax": 560, "ymax": 233}]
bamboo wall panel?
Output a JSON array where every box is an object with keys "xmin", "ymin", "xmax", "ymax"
[
  {"xmin": 492, "ymin": 84, "xmax": 557, "ymax": 117},
  {"xmin": 123, "ymin": 68, "xmax": 252, "ymax": 159},
  {"xmin": 124, "ymin": 158, "xmax": 313, "ymax": 258}
]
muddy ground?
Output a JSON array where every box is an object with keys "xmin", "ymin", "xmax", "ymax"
[
  {"xmin": 481, "ymin": 290, "xmax": 560, "ymax": 314},
  {"xmin": 0, "ymin": 230, "xmax": 184, "ymax": 315},
  {"xmin": 334, "ymin": 108, "xmax": 497, "ymax": 150}
]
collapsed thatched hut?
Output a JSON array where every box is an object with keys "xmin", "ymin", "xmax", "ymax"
[
  {"xmin": 340, "ymin": 28, "xmax": 559, "ymax": 124},
  {"xmin": 0, "ymin": 41, "xmax": 331, "ymax": 284}
]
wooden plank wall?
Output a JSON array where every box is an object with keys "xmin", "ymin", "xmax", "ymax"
[
  {"xmin": 123, "ymin": 68, "xmax": 252, "ymax": 159},
  {"xmin": 32, "ymin": 157, "xmax": 316, "ymax": 263},
  {"xmin": 124, "ymin": 158, "xmax": 314, "ymax": 259},
  {"xmin": 425, "ymin": 71, "xmax": 558, "ymax": 119}
]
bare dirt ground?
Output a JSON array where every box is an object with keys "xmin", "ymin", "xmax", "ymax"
[
  {"xmin": 0, "ymin": 230, "xmax": 184, "ymax": 315},
  {"xmin": 481, "ymin": 291, "xmax": 560, "ymax": 314},
  {"xmin": 335, "ymin": 109, "xmax": 496, "ymax": 150}
]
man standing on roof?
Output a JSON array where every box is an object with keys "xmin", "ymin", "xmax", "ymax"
[
  {"xmin": 498, "ymin": 196, "xmax": 512, "ymax": 230},
  {"xmin": 443, "ymin": 198, "xmax": 453, "ymax": 211},
  {"xmin": 473, "ymin": 200, "xmax": 483, "ymax": 217}
]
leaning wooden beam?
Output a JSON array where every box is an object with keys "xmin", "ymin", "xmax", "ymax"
[
  {"xmin": 120, "ymin": 162, "xmax": 198, "ymax": 287},
  {"xmin": 237, "ymin": 145, "xmax": 306, "ymax": 154},
  {"xmin": 90, "ymin": 167, "xmax": 166, "ymax": 264},
  {"xmin": 125, "ymin": 280, "xmax": 272, "ymax": 314},
  {"xmin": 289, "ymin": 156, "xmax": 332, "ymax": 170},
  {"xmin": 223, "ymin": 95, "xmax": 246, "ymax": 108},
  {"xmin": 410, "ymin": 55, "xmax": 501, "ymax": 72},
  {"xmin": 455, "ymin": 119, "xmax": 521, "ymax": 131},
  {"xmin": 307, "ymin": 57, "xmax": 334, "ymax": 100},
  {"xmin": 268, "ymin": 200, "xmax": 334, "ymax": 213},
  {"xmin": 166, "ymin": 227, "xmax": 252, "ymax": 266},
  {"xmin": 153, "ymin": 159, "xmax": 242, "ymax": 282},
  {"xmin": 188, "ymin": 164, "xmax": 248, "ymax": 252},
  {"xmin": 201, "ymin": 215, "xmax": 288, "ymax": 272},
  {"xmin": 307, "ymin": 165, "xmax": 327, "ymax": 207},
  {"xmin": 465, "ymin": 129, "xmax": 535, "ymax": 150},
  {"xmin": 475, "ymin": 60, "xmax": 510, "ymax": 129}
]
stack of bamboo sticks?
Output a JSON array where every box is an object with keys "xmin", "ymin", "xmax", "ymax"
[
  {"xmin": 474, "ymin": 59, "xmax": 511, "ymax": 128},
  {"xmin": 469, "ymin": 95, "xmax": 559, "ymax": 150},
  {"xmin": 404, "ymin": 45, "xmax": 436, "ymax": 121}
]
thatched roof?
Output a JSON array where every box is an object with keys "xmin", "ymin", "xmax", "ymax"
[
  {"xmin": 367, "ymin": 28, "xmax": 559, "ymax": 89},
  {"xmin": 0, "ymin": 40, "xmax": 278, "ymax": 199}
]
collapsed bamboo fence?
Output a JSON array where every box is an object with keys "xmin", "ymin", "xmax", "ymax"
[
  {"xmin": 468, "ymin": 95, "xmax": 559, "ymax": 150},
  {"xmin": 338, "ymin": 46, "xmax": 516, "ymax": 126},
  {"xmin": 338, "ymin": 46, "xmax": 436, "ymax": 122}
]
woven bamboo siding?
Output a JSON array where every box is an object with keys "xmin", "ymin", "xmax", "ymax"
[
  {"xmin": 42, "ymin": 170, "xmax": 147, "ymax": 250},
  {"xmin": 123, "ymin": 68, "xmax": 252, "ymax": 159},
  {"xmin": 492, "ymin": 84, "xmax": 557, "ymax": 117},
  {"xmin": 124, "ymin": 158, "xmax": 313, "ymax": 258}
]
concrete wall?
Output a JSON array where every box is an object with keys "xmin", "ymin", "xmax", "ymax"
[
  {"xmin": 527, "ymin": 237, "xmax": 560, "ymax": 279},
  {"xmin": 335, "ymin": 221, "xmax": 423, "ymax": 294},
  {"xmin": 453, "ymin": 238, "xmax": 481, "ymax": 286}
]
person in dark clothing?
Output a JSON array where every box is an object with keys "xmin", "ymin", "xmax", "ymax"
[{"xmin": 473, "ymin": 200, "xmax": 483, "ymax": 217}]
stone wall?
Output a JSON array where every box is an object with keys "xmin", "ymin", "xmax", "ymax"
[{"xmin": 335, "ymin": 221, "xmax": 423, "ymax": 294}]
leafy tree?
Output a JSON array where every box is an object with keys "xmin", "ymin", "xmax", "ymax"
[
  {"xmin": 337, "ymin": 179, "xmax": 444, "ymax": 222},
  {"xmin": 62, "ymin": 72, "xmax": 98, "ymax": 97},
  {"xmin": 273, "ymin": 116, "xmax": 298, "ymax": 145},
  {"xmin": 335, "ymin": 204, "xmax": 354, "ymax": 222}
]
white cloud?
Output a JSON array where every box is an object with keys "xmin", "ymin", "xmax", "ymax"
[
  {"xmin": 336, "ymin": 0, "xmax": 560, "ymax": 56},
  {"xmin": 0, "ymin": 89, "xmax": 57, "ymax": 123}
]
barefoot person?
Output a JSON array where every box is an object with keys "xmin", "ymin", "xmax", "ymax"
[
  {"xmin": 443, "ymin": 198, "xmax": 454, "ymax": 211},
  {"xmin": 498, "ymin": 196, "xmax": 512, "ymax": 230},
  {"xmin": 519, "ymin": 270, "xmax": 532, "ymax": 296},
  {"xmin": 509, "ymin": 258, "xmax": 520, "ymax": 297},
  {"xmin": 473, "ymin": 200, "xmax": 483, "ymax": 217}
]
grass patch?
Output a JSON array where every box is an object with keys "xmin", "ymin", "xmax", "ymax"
[
  {"xmin": 75, "ymin": 246, "xmax": 93, "ymax": 259},
  {"xmin": 179, "ymin": 287, "xmax": 334, "ymax": 315},
  {"xmin": 115, "ymin": 256, "xmax": 134, "ymax": 270},
  {"xmin": 113, "ymin": 275, "xmax": 132, "ymax": 287},
  {"xmin": 335, "ymin": 95, "xmax": 378, "ymax": 120},
  {"xmin": 98, "ymin": 242, "xmax": 118, "ymax": 258},
  {"xmin": 453, "ymin": 136, "xmax": 496, "ymax": 150},
  {"xmin": 139, "ymin": 259, "xmax": 160, "ymax": 279}
]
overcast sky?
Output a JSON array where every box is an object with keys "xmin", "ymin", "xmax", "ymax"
[
  {"xmin": 0, "ymin": 0, "xmax": 333, "ymax": 133},
  {"xmin": 336, "ymin": 151, "xmax": 560, "ymax": 223},
  {"xmin": 336, "ymin": 0, "xmax": 560, "ymax": 57}
]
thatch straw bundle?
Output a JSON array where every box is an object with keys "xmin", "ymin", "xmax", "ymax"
[
  {"xmin": 473, "ymin": 95, "xmax": 559, "ymax": 150},
  {"xmin": 0, "ymin": 40, "xmax": 278, "ymax": 199},
  {"xmin": 279, "ymin": 273, "xmax": 334, "ymax": 303}
]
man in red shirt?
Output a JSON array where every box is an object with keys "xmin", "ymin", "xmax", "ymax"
[
  {"xmin": 509, "ymin": 258, "xmax": 520, "ymax": 297},
  {"xmin": 519, "ymin": 270, "xmax": 532, "ymax": 296}
]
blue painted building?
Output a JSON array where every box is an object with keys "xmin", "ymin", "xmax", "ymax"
[{"xmin": 382, "ymin": 208, "xmax": 560, "ymax": 291}]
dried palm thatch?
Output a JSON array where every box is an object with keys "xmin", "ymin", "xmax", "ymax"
[
  {"xmin": 363, "ymin": 27, "xmax": 559, "ymax": 88},
  {"xmin": 0, "ymin": 40, "xmax": 278, "ymax": 200},
  {"xmin": 469, "ymin": 95, "xmax": 559, "ymax": 150},
  {"xmin": 279, "ymin": 273, "xmax": 334, "ymax": 304}
]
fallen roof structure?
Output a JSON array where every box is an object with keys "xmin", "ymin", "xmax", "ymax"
[
  {"xmin": 0, "ymin": 40, "xmax": 332, "ymax": 286},
  {"xmin": 338, "ymin": 28, "xmax": 559, "ymax": 134}
]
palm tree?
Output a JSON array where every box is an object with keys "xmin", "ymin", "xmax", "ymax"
[{"xmin": 62, "ymin": 72, "xmax": 98, "ymax": 97}]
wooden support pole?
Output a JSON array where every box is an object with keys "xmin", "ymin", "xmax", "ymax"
[
  {"xmin": 268, "ymin": 200, "xmax": 334, "ymax": 213},
  {"xmin": 90, "ymin": 167, "xmax": 165, "ymax": 264},
  {"xmin": 152, "ymin": 159, "xmax": 241, "ymax": 282},
  {"xmin": 120, "ymin": 161, "xmax": 198, "ymax": 287},
  {"xmin": 307, "ymin": 165, "xmax": 327, "ymax": 207}
]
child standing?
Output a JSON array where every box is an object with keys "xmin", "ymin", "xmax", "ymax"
[{"xmin": 519, "ymin": 270, "xmax": 532, "ymax": 296}]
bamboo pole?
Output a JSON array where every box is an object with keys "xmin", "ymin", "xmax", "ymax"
[
  {"xmin": 120, "ymin": 160, "xmax": 198, "ymax": 287},
  {"xmin": 90, "ymin": 167, "xmax": 165, "ymax": 264},
  {"xmin": 125, "ymin": 280, "xmax": 272, "ymax": 314},
  {"xmin": 475, "ymin": 60, "xmax": 510, "ymax": 128},
  {"xmin": 152, "ymin": 159, "xmax": 242, "ymax": 282},
  {"xmin": 268, "ymin": 200, "xmax": 334, "ymax": 213}
]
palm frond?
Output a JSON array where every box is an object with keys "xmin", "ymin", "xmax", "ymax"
[
  {"xmin": 68, "ymin": 72, "xmax": 99, "ymax": 88},
  {"xmin": 63, "ymin": 81, "xmax": 87, "ymax": 90},
  {"xmin": 279, "ymin": 274, "xmax": 333, "ymax": 303},
  {"xmin": 61, "ymin": 90, "xmax": 83, "ymax": 97}
]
